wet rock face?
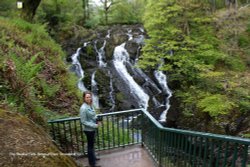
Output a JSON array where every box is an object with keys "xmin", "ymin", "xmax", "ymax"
[
  {"xmin": 68, "ymin": 24, "xmax": 176, "ymax": 122},
  {"xmin": 125, "ymin": 40, "xmax": 140, "ymax": 63},
  {"xmin": 79, "ymin": 45, "xmax": 97, "ymax": 69}
]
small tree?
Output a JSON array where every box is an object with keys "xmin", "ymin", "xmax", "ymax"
[
  {"xmin": 100, "ymin": 0, "xmax": 118, "ymax": 24},
  {"xmin": 82, "ymin": 0, "xmax": 90, "ymax": 22}
]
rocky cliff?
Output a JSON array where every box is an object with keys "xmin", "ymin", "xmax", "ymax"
[{"xmin": 65, "ymin": 24, "xmax": 177, "ymax": 125}]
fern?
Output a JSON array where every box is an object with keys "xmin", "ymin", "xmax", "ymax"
[
  {"xmin": 197, "ymin": 94, "xmax": 236, "ymax": 117},
  {"xmin": 40, "ymin": 79, "xmax": 60, "ymax": 98},
  {"xmin": 10, "ymin": 53, "xmax": 43, "ymax": 85}
]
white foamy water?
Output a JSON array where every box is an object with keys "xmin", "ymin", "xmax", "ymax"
[{"xmin": 113, "ymin": 43, "xmax": 149, "ymax": 109}]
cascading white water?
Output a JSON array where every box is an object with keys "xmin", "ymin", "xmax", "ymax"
[
  {"xmin": 94, "ymin": 40, "xmax": 107, "ymax": 67},
  {"xmin": 71, "ymin": 43, "xmax": 100, "ymax": 108},
  {"xmin": 139, "ymin": 27, "xmax": 144, "ymax": 33},
  {"xmin": 106, "ymin": 30, "xmax": 111, "ymax": 38},
  {"xmin": 108, "ymin": 70, "xmax": 115, "ymax": 112},
  {"xmin": 127, "ymin": 29, "xmax": 161, "ymax": 95},
  {"xmin": 154, "ymin": 70, "xmax": 172, "ymax": 122},
  {"xmin": 113, "ymin": 43, "xmax": 149, "ymax": 109},
  {"xmin": 134, "ymin": 35, "xmax": 145, "ymax": 44},
  {"xmin": 127, "ymin": 29, "xmax": 133, "ymax": 40},
  {"xmin": 92, "ymin": 30, "xmax": 112, "ymax": 109},
  {"xmin": 91, "ymin": 71, "xmax": 99, "ymax": 109},
  {"xmin": 71, "ymin": 48, "xmax": 87, "ymax": 91},
  {"xmin": 71, "ymin": 27, "xmax": 171, "ymax": 116}
]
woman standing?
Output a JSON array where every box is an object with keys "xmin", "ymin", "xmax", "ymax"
[{"xmin": 80, "ymin": 91, "xmax": 100, "ymax": 167}]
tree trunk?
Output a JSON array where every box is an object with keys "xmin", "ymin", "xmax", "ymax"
[
  {"xmin": 104, "ymin": 0, "xmax": 108, "ymax": 25},
  {"xmin": 82, "ymin": 0, "xmax": 87, "ymax": 22},
  {"xmin": 20, "ymin": 0, "xmax": 41, "ymax": 22},
  {"xmin": 212, "ymin": 0, "xmax": 216, "ymax": 12},
  {"xmin": 86, "ymin": 0, "xmax": 90, "ymax": 19},
  {"xmin": 235, "ymin": 0, "xmax": 238, "ymax": 9}
]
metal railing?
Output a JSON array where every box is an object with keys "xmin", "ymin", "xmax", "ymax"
[
  {"xmin": 48, "ymin": 108, "xmax": 250, "ymax": 167},
  {"xmin": 47, "ymin": 109, "xmax": 142, "ymax": 154}
]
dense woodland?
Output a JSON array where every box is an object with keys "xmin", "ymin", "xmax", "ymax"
[{"xmin": 0, "ymin": 0, "xmax": 249, "ymax": 138}]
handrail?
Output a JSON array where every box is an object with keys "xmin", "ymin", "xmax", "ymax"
[
  {"xmin": 48, "ymin": 109, "xmax": 142, "ymax": 154},
  {"xmin": 48, "ymin": 108, "xmax": 250, "ymax": 167},
  {"xmin": 48, "ymin": 108, "xmax": 143, "ymax": 123},
  {"xmin": 140, "ymin": 108, "xmax": 250, "ymax": 144},
  {"xmin": 139, "ymin": 109, "xmax": 250, "ymax": 167}
]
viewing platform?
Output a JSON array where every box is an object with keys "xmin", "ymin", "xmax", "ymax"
[
  {"xmin": 48, "ymin": 109, "xmax": 250, "ymax": 167},
  {"xmin": 76, "ymin": 145, "xmax": 155, "ymax": 167}
]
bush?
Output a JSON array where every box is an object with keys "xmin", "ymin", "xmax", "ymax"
[
  {"xmin": 224, "ymin": 56, "xmax": 246, "ymax": 71},
  {"xmin": 197, "ymin": 94, "xmax": 236, "ymax": 117}
]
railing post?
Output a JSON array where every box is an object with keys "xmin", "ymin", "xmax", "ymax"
[
  {"xmin": 141, "ymin": 112, "xmax": 145, "ymax": 147},
  {"xmin": 158, "ymin": 129, "xmax": 163, "ymax": 167}
]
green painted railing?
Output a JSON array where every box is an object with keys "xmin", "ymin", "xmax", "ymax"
[
  {"xmin": 47, "ymin": 109, "xmax": 142, "ymax": 154},
  {"xmin": 48, "ymin": 109, "xmax": 250, "ymax": 167}
]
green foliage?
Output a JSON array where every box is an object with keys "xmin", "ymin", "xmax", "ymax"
[
  {"xmin": 10, "ymin": 18, "xmax": 63, "ymax": 56},
  {"xmin": 197, "ymin": 94, "xmax": 235, "ymax": 117},
  {"xmin": 10, "ymin": 53, "xmax": 43, "ymax": 85},
  {"xmin": 12, "ymin": 18, "xmax": 34, "ymax": 31},
  {"xmin": 224, "ymin": 56, "xmax": 246, "ymax": 71},
  {"xmin": 233, "ymin": 86, "xmax": 250, "ymax": 113},
  {"xmin": 243, "ymin": 133, "xmax": 250, "ymax": 138},
  {"xmin": 0, "ymin": 17, "xmax": 80, "ymax": 125},
  {"xmin": 35, "ymin": 0, "xmax": 86, "ymax": 37},
  {"xmin": 84, "ymin": 15, "xmax": 101, "ymax": 28},
  {"xmin": 238, "ymin": 34, "xmax": 250, "ymax": 48},
  {"xmin": 139, "ymin": 0, "xmax": 183, "ymax": 69},
  {"xmin": 109, "ymin": 0, "xmax": 145, "ymax": 24},
  {"xmin": 0, "ymin": 0, "xmax": 18, "ymax": 17},
  {"xmin": 140, "ymin": 0, "xmax": 250, "ymax": 134},
  {"xmin": 36, "ymin": 0, "xmax": 84, "ymax": 26},
  {"xmin": 196, "ymin": 44, "xmax": 225, "ymax": 65},
  {"xmin": 61, "ymin": 73, "xmax": 82, "ymax": 100},
  {"xmin": 239, "ymin": 100, "xmax": 250, "ymax": 113},
  {"xmin": 40, "ymin": 79, "xmax": 60, "ymax": 98},
  {"xmin": 238, "ymin": 20, "xmax": 250, "ymax": 60}
]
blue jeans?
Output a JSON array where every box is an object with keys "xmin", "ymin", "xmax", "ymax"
[{"xmin": 84, "ymin": 131, "xmax": 96, "ymax": 166}]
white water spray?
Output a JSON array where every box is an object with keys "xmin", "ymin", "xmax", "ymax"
[
  {"xmin": 154, "ymin": 70, "xmax": 172, "ymax": 122},
  {"xmin": 91, "ymin": 71, "xmax": 99, "ymax": 109},
  {"xmin": 113, "ymin": 43, "xmax": 149, "ymax": 109},
  {"xmin": 71, "ymin": 48, "xmax": 87, "ymax": 91}
]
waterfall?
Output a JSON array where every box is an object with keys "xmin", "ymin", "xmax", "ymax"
[
  {"xmin": 127, "ymin": 29, "xmax": 133, "ymax": 40},
  {"xmin": 134, "ymin": 35, "xmax": 145, "ymax": 44},
  {"xmin": 94, "ymin": 30, "xmax": 111, "ymax": 67},
  {"xmin": 106, "ymin": 30, "xmax": 111, "ymax": 38},
  {"xmin": 154, "ymin": 70, "xmax": 172, "ymax": 122},
  {"xmin": 70, "ymin": 26, "xmax": 172, "ymax": 118},
  {"xmin": 113, "ymin": 43, "xmax": 149, "ymax": 109},
  {"xmin": 108, "ymin": 70, "xmax": 115, "ymax": 112},
  {"xmin": 126, "ymin": 29, "xmax": 161, "ymax": 96},
  {"xmin": 71, "ymin": 48, "xmax": 87, "ymax": 91},
  {"xmin": 139, "ymin": 27, "xmax": 144, "ymax": 33},
  {"xmin": 124, "ymin": 28, "xmax": 160, "ymax": 109},
  {"xmin": 71, "ymin": 43, "xmax": 100, "ymax": 108},
  {"xmin": 91, "ymin": 71, "xmax": 99, "ymax": 109},
  {"xmin": 94, "ymin": 40, "xmax": 107, "ymax": 67}
]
